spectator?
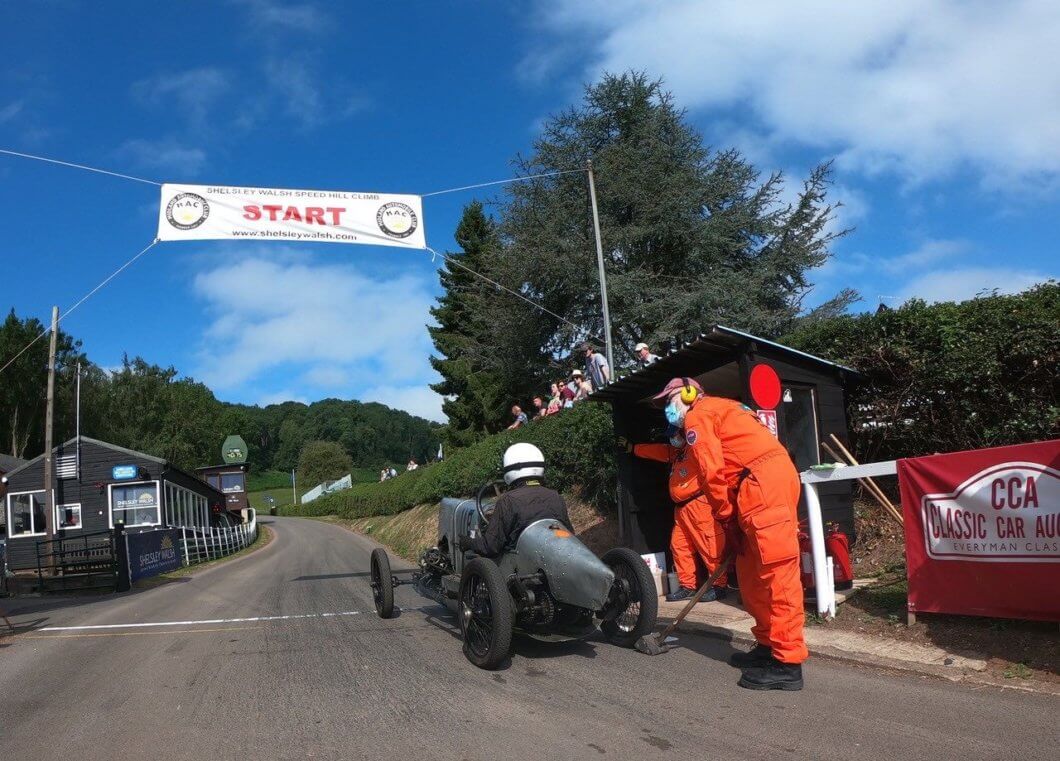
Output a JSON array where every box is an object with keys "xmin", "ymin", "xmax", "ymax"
[
  {"xmin": 507, "ymin": 404, "xmax": 529, "ymax": 430},
  {"xmin": 407, "ymin": 459, "xmax": 419, "ymax": 471},
  {"xmin": 388, "ymin": 466, "xmax": 398, "ymax": 479},
  {"xmin": 635, "ymin": 342, "xmax": 660, "ymax": 366},
  {"xmin": 559, "ymin": 378, "xmax": 576, "ymax": 408},
  {"xmin": 380, "ymin": 469, "xmax": 389, "ymax": 482},
  {"xmin": 547, "ymin": 383, "xmax": 562, "ymax": 415},
  {"xmin": 581, "ymin": 343, "xmax": 610, "ymax": 389},
  {"xmin": 572, "ymin": 369, "xmax": 592, "ymax": 401},
  {"xmin": 532, "ymin": 395, "xmax": 548, "ymax": 418}
]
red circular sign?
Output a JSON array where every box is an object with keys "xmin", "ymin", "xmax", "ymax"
[{"xmin": 749, "ymin": 363, "xmax": 782, "ymax": 409}]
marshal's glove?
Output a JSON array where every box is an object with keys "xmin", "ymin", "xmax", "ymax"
[{"xmin": 616, "ymin": 435, "xmax": 634, "ymax": 453}]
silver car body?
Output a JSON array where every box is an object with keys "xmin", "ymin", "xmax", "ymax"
[{"xmin": 437, "ymin": 497, "xmax": 615, "ymax": 612}]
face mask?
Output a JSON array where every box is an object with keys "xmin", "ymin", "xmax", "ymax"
[{"xmin": 664, "ymin": 401, "xmax": 684, "ymax": 426}]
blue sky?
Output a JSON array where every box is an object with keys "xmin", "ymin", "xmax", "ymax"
[{"xmin": 1, "ymin": 1, "xmax": 1057, "ymax": 422}]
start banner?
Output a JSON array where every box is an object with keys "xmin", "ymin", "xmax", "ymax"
[
  {"xmin": 157, "ymin": 183, "xmax": 426, "ymax": 249},
  {"xmin": 899, "ymin": 439, "xmax": 1060, "ymax": 621}
]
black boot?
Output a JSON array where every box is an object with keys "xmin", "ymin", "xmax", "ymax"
[
  {"xmin": 728, "ymin": 642, "xmax": 772, "ymax": 668},
  {"xmin": 737, "ymin": 658, "xmax": 804, "ymax": 691}
]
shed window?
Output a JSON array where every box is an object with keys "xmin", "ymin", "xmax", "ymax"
[
  {"xmin": 782, "ymin": 386, "xmax": 820, "ymax": 471},
  {"xmin": 7, "ymin": 491, "xmax": 47, "ymax": 537},
  {"xmin": 57, "ymin": 503, "xmax": 82, "ymax": 529},
  {"xmin": 110, "ymin": 482, "xmax": 161, "ymax": 528},
  {"xmin": 220, "ymin": 473, "xmax": 244, "ymax": 493}
]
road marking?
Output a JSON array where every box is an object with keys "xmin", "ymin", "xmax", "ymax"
[
  {"xmin": 24, "ymin": 626, "xmax": 261, "ymax": 639},
  {"xmin": 40, "ymin": 610, "xmax": 366, "ymax": 631}
]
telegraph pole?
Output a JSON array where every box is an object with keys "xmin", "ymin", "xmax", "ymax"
[
  {"xmin": 586, "ymin": 159, "xmax": 615, "ymax": 374},
  {"xmin": 43, "ymin": 306, "xmax": 59, "ymax": 554}
]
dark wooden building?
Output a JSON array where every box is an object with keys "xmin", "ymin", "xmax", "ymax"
[
  {"xmin": 589, "ymin": 325, "xmax": 859, "ymax": 556},
  {"xmin": 1, "ymin": 437, "xmax": 224, "ymax": 570},
  {"xmin": 195, "ymin": 463, "xmax": 250, "ymax": 517}
]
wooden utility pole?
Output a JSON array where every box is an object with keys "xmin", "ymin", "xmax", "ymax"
[
  {"xmin": 586, "ymin": 159, "xmax": 615, "ymax": 375},
  {"xmin": 42, "ymin": 306, "xmax": 59, "ymax": 568}
]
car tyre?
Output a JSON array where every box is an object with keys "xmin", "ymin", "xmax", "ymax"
[
  {"xmin": 600, "ymin": 546, "xmax": 658, "ymax": 647},
  {"xmin": 459, "ymin": 557, "xmax": 513, "ymax": 670},
  {"xmin": 370, "ymin": 548, "xmax": 395, "ymax": 619}
]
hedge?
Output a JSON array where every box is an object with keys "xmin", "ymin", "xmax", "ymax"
[
  {"xmin": 785, "ymin": 282, "xmax": 1059, "ymax": 462},
  {"xmin": 281, "ymin": 401, "xmax": 616, "ymax": 519}
]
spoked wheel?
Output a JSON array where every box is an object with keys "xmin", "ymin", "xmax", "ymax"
[
  {"xmin": 600, "ymin": 546, "xmax": 658, "ymax": 647},
  {"xmin": 370, "ymin": 548, "xmax": 395, "ymax": 619},
  {"xmin": 458, "ymin": 557, "xmax": 513, "ymax": 670}
]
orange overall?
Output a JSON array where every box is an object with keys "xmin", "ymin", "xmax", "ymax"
[
  {"xmin": 683, "ymin": 397, "xmax": 807, "ymax": 664},
  {"xmin": 633, "ymin": 443, "xmax": 728, "ymax": 590}
]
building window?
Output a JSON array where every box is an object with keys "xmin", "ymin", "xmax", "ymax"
[
  {"xmin": 207, "ymin": 474, "xmax": 221, "ymax": 490},
  {"xmin": 7, "ymin": 491, "xmax": 47, "ymax": 537},
  {"xmin": 110, "ymin": 482, "xmax": 160, "ymax": 528},
  {"xmin": 220, "ymin": 472, "xmax": 245, "ymax": 493},
  {"xmin": 57, "ymin": 503, "xmax": 82, "ymax": 529}
]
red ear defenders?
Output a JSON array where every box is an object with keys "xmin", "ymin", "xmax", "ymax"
[{"xmin": 680, "ymin": 377, "xmax": 698, "ymax": 404}]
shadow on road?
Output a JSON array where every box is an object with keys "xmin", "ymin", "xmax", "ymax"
[{"xmin": 291, "ymin": 571, "xmax": 372, "ymax": 581}]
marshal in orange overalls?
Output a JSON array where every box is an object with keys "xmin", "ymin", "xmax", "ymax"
[
  {"xmin": 632, "ymin": 442, "xmax": 728, "ymax": 591},
  {"xmin": 683, "ymin": 396, "xmax": 807, "ymax": 665}
]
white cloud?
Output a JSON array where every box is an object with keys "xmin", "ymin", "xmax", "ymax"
[
  {"xmin": 131, "ymin": 68, "xmax": 230, "ymax": 127},
  {"xmin": 256, "ymin": 390, "xmax": 308, "ymax": 406},
  {"xmin": 301, "ymin": 365, "xmax": 349, "ymax": 388},
  {"xmin": 898, "ymin": 267, "xmax": 1050, "ymax": 303},
  {"xmin": 361, "ymin": 384, "xmax": 446, "ymax": 423},
  {"xmin": 261, "ymin": 58, "xmax": 371, "ymax": 130},
  {"xmin": 530, "ymin": 0, "xmax": 1060, "ymax": 187},
  {"xmin": 115, "ymin": 138, "xmax": 207, "ymax": 176},
  {"xmin": 0, "ymin": 100, "xmax": 23, "ymax": 124},
  {"xmin": 818, "ymin": 238, "xmax": 967, "ymax": 279},
  {"xmin": 191, "ymin": 255, "xmax": 440, "ymax": 415},
  {"xmin": 232, "ymin": 0, "xmax": 327, "ymax": 32}
]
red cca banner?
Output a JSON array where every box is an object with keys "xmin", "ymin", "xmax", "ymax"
[{"xmin": 898, "ymin": 439, "xmax": 1060, "ymax": 621}]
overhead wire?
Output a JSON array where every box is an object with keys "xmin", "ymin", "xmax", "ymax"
[
  {"xmin": 0, "ymin": 148, "xmax": 162, "ymax": 186},
  {"xmin": 421, "ymin": 168, "xmax": 585, "ymax": 197},
  {"xmin": 425, "ymin": 246, "xmax": 597, "ymax": 340},
  {"xmin": 0, "ymin": 238, "xmax": 161, "ymax": 376}
]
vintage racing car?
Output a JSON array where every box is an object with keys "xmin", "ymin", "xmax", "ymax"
[{"xmin": 369, "ymin": 482, "xmax": 658, "ymax": 669}]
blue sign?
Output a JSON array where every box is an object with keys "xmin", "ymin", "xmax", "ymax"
[
  {"xmin": 126, "ymin": 529, "xmax": 182, "ymax": 582},
  {"xmin": 112, "ymin": 464, "xmax": 138, "ymax": 480}
]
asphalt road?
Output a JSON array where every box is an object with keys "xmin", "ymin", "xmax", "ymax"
[{"xmin": 1, "ymin": 517, "xmax": 1056, "ymax": 761}]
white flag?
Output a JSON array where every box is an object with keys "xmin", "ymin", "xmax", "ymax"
[{"xmin": 157, "ymin": 183, "xmax": 426, "ymax": 249}]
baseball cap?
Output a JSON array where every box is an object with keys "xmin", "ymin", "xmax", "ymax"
[
  {"xmin": 651, "ymin": 377, "xmax": 704, "ymax": 406},
  {"xmin": 634, "ymin": 342, "xmax": 649, "ymax": 352},
  {"xmin": 572, "ymin": 369, "xmax": 583, "ymax": 377}
]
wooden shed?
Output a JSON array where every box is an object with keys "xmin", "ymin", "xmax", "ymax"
[
  {"xmin": 589, "ymin": 325, "xmax": 860, "ymax": 556},
  {"xmin": 1, "ymin": 437, "xmax": 224, "ymax": 570}
]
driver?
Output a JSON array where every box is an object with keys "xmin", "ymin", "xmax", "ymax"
[{"xmin": 459, "ymin": 443, "xmax": 572, "ymax": 557}]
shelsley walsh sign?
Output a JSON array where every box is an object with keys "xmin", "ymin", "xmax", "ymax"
[
  {"xmin": 157, "ymin": 183, "xmax": 426, "ymax": 249},
  {"xmin": 899, "ymin": 440, "xmax": 1060, "ymax": 621}
]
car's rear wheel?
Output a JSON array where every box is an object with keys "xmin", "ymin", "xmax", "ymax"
[
  {"xmin": 459, "ymin": 557, "xmax": 513, "ymax": 670},
  {"xmin": 600, "ymin": 546, "xmax": 658, "ymax": 647},
  {"xmin": 370, "ymin": 548, "xmax": 395, "ymax": 619}
]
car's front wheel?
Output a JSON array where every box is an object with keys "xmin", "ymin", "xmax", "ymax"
[
  {"xmin": 459, "ymin": 557, "xmax": 513, "ymax": 669},
  {"xmin": 370, "ymin": 548, "xmax": 395, "ymax": 619},
  {"xmin": 600, "ymin": 546, "xmax": 658, "ymax": 647}
]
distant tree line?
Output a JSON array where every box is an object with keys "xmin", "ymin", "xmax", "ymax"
[{"xmin": 0, "ymin": 310, "xmax": 441, "ymax": 473}]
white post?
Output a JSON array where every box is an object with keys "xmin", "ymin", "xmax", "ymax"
[
  {"xmin": 802, "ymin": 482, "xmax": 836, "ymax": 619},
  {"xmin": 181, "ymin": 527, "xmax": 189, "ymax": 566}
]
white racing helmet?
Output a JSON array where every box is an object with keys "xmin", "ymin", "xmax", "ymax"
[{"xmin": 502, "ymin": 442, "xmax": 546, "ymax": 485}]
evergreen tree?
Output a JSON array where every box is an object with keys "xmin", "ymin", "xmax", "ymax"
[
  {"xmin": 495, "ymin": 71, "xmax": 857, "ymax": 369},
  {"xmin": 428, "ymin": 202, "xmax": 510, "ymax": 444}
]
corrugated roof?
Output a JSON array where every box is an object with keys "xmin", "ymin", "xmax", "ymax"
[
  {"xmin": 1, "ymin": 436, "xmax": 167, "ymax": 480},
  {"xmin": 588, "ymin": 324, "xmax": 859, "ymax": 404}
]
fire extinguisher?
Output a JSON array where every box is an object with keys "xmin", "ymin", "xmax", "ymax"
[
  {"xmin": 825, "ymin": 522, "xmax": 854, "ymax": 590},
  {"xmin": 798, "ymin": 523, "xmax": 815, "ymax": 591}
]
